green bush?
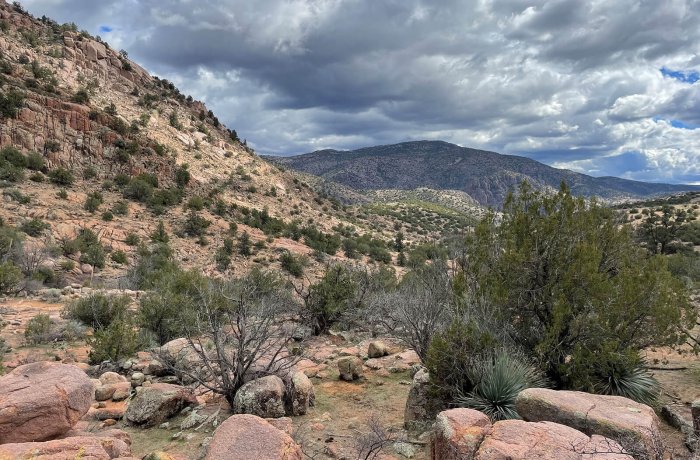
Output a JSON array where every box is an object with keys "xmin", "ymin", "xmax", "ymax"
[
  {"xmin": 83, "ymin": 166, "xmax": 98, "ymax": 180},
  {"xmin": 125, "ymin": 233, "xmax": 140, "ymax": 246},
  {"xmin": 0, "ymin": 261, "xmax": 22, "ymax": 294},
  {"xmin": 0, "ymin": 146, "xmax": 27, "ymax": 168},
  {"xmin": 24, "ymin": 313, "xmax": 53, "ymax": 344},
  {"xmin": 123, "ymin": 178, "xmax": 153, "ymax": 202},
  {"xmin": 175, "ymin": 165, "xmax": 190, "ymax": 188},
  {"xmin": 84, "ymin": 191, "xmax": 103, "ymax": 213},
  {"xmin": 48, "ymin": 167, "xmax": 74, "ymax": 186},
  {"xmin": 111, "ymin": 250, "xmax": 128, "ymax": 265},
  {"xmin": 186, "ymin": 196, "xmax": 204, "ymax": 211},
  {"xmin": 80, "ymin": 243, "xmax": 105, "ymax": 268},
  {"xmin": 112, "ymin": 201, "xmax": 128, "ymax": 216},
  {"xmin": 150, "ymin": 221, "xmax": 169, "ymax": 243},
  {"xmin": 460, "ymin": 182, "xmax": 692, "ymax": 399},
  {"xmin": 72, "ymin": 89, "xmax": 90, "ymax": 104},
  {"xmin": 182, "ymin": 211, "xmax": 210, "ymax": 237},
  {"xmin": 101, "ymin": 211, "xmax": 113, "ymax": 221},
  {"xmin": 280, "ymin": 251, "xmax": 306, "ymax": 277},
  {"xmin": 62, "ymin": 293, "xmax": 131, "ymax": 330},
  {"xmin": 302, "ymin": 265, "xmax": 361, "ymax": 334},
  {"xmin": 20, "ymin": 218, "xmax": 50, "ymax": 237},
  {"xmin": 88, "ymin": 316, "xmax": 143, "ymax": 364},
  {"xmin": 0, "ymin": 88, "xmax": 24, "ymax": 118}
]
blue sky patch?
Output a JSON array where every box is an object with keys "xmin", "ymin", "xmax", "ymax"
[
  {"xmin": 660, "ymin": 67, "xmax": 700, "ymax": 84},
  {"xmin": 99, "ymin": 25, "xmax": 113, "ymax": 33}
]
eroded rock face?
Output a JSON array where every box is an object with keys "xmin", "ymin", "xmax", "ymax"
[
  {"xmin": 233, "ymin": 375, "xmax": 286, "ymax": 419},
  {"xmin": 430, "ymin": 409, "xmax": 634, "ymax": 460},
  {"xmin": 0, "ymin": 436, "xmax": 131, "ymax": 459},
  {"xmin": 476, "ymin": 420, "xmax": 632, "ymax": 460},
  {"xmin": 0, "ymin": 362, "xmax": 93, "ymax": 443},
  {"xmin": 124, "ymin": 383, "xmax": 197, "ymax": 427},
  {"xmin": 205, "ymin": 414, "xmax": 302, "ymax": 460},
  {"xmin": 516, "ymin": 388, "xmax": 663, "ymax": 459}
]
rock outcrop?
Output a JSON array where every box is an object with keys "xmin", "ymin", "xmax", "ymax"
[
  {"xmin": 0, "ymin": 436, "xmax": 131, "ymax": 459},
  {"xmin": 516, "ymin": 388, "xmax": 663, "ymax": 458},
  {"xmin": 286, "ymin": 371, "xmax": 315, "ymax": 416},
  {"xmin": 125, "ymin": 383, "xmax": 197, "ymax": 427},
  {"xmin": 0, "ymin": 362, "xmax": 93, "ymax": 443},
  {"xmin": 205, "ymin": 414, "xmax": 302, "ymax": 460},
  {"xmin": 430, "ymin": 408, "xmax": 634, "ymax": 460}
]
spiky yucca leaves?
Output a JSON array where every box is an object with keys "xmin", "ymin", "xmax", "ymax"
[
  {"xmin": 594, "ymin": 362, "xmax": 660, "ymax": 407},
  {"xmin": 456, "ymin": 352, "xmax": 547, "ymax": 421}
]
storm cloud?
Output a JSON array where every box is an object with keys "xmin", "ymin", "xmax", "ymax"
[{"xmin": 19, "ymin": 0, "xmax": 700, "ymax": 183}]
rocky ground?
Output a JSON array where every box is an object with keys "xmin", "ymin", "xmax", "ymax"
[{"xmin": 1, "ymin": 295, "xmax": 699, "ymax": 459}]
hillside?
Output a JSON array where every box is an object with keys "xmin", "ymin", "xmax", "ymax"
[
  {"xmin": 0, "ymin": 1, "xmax": 418, "ymax": 284},
  {"xmin": 269, "ymin": 140, "xmax": 700, "ymax": 207}
]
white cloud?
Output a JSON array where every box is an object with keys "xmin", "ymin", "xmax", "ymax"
[{"xmin": 17, "ymin": 0, "xmax": 700, "ymax": 182}]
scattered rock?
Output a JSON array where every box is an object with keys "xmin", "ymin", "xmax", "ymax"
[
  {"xmin": 368, "ymin": 341, "xmax": 389, "ymax": 358},
  {"xmin": 432, "ymin": 408, "xmax": 492, "ymax": 460},
  {"xmin": 516, "ymin": 388, "xmax": 663, "ymax": 458},
  {"xmin": 205, "ymin": 414, "xmax": 302, "ymax": 460},
  {"xmin": 125, "ymin": 383, "xmax": 197, "ymax": 427},
  {"xmin": 286, "ymin": 371, "xmax": 315, "ymax": 416},
  {"xmin": 131, "ymin": 372, "xmax": 146, "ymax": 387},
  {"xmin": 338, "ymin": 356, "xmax": 363, "ymax": 381},
  {"xmin": 99, "ymin": 371, "xmax": 127, "ymax": 385},
  {"xmin": 142, "ymin": 452, "xmax": 175, "ymax": 460},
  {"xmin": 181, "ymin": 410, "xmax": 208, "ymax": 430},
  {"xmin": 0, "ymin": 362, "xmax": 93, "ymax": 443},
  {"xmin": 233, "ymin": 375, "xmax": 286, "ymax": 418}
]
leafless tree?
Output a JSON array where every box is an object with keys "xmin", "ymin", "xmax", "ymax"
[
  {"xmin": 365, "ymin": 260, "xmax": 455, "ymax": 361},
  {"xmin": 154, "ymin": 271, "xmax": 300, "ymax": 407}
]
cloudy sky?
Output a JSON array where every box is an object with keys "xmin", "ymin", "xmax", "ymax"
[{"xmin": 19, "ymin": 0, "xmax": 700, "ymax": 183}]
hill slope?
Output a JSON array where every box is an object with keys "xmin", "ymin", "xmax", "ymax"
[
  {"xmin": 269, "ymin": 141, "xmax": 700, "ymax": 207},
  {"xmin": 0, "ymin": 1, "xmax": 414, "ymax": 284}
]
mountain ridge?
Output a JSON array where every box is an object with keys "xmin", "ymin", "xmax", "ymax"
[{"xmin": 268, "ymin": 140, "xmax": 700, "ymax": 207}]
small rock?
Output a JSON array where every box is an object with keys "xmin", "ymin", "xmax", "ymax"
[
  {"xmin": 338, "ymin": 356, "xmax": 363, "ymax": 381},
  {"xmin": 368, "ymin": 341, "xmax": 388, "ymax": 358}
]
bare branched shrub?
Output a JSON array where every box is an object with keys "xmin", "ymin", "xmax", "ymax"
[
  {"xmin": 353, "ymin": 415, "xmax": 396, "ymax": 460},
  {"xmin": 153, "ymin": 269, "xmax": 300, "ymax": 407}
]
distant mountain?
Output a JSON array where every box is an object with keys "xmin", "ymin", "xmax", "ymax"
[{"xmin": 268, "ymin": 141, "xmax": 700, "ymax": 207}]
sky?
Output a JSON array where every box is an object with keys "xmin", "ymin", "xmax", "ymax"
[{"xmin": 18, "ymin": 0, "xmax": 700, "ymax": 183}]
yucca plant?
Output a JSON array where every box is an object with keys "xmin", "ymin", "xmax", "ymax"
[
  {"xmin": 456, "ymin": 351, "xmax": 547, "ymax": 421},
  {"xmin": 593, "ymin": 361, "xmax": 660, "ymax": 407}
]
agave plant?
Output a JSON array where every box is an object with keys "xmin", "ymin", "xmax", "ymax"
[
  {"xmin": 593, "ymin": 361, "xmax": 660, "ymax": 407},
  {"xmin": 456, "ymin": 351, "xmax": 547, "ymax": 421}
]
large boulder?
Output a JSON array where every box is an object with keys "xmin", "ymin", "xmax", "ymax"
[
  {"xmin": 233, "ymin": 375, "xmax": 286, "ymax": 418},
  {"xmin": 476, "ymin": 420, "xmax": 632, "ymax": 459},
  {"xmin": 338, "ymin": 356, "xmax": 363, "ymax": 381},
  {"xmin": 431, "ymin": 409, "xmax": 492, "ymax": 460},
  {"xmin": 286, "ymin": 371, "xmax": 315, "ymax": 416},
  {"xmin": 0, "ymin": 362, "xmax": 93, "ymax": 443},
  {"xmin": 125, "ymin": 383, "xmax": 197, "ymax": 427},
  {"xmin": 516, "ymin": 388, "xmax": 663, "ymax": 458},
  {"xmin": 0, "ymin": 435, "xmax": 131, "ymax": 459},
  {"xmin": 205, "ymin": 414, "xmax": 302, "ymax": 460}
]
